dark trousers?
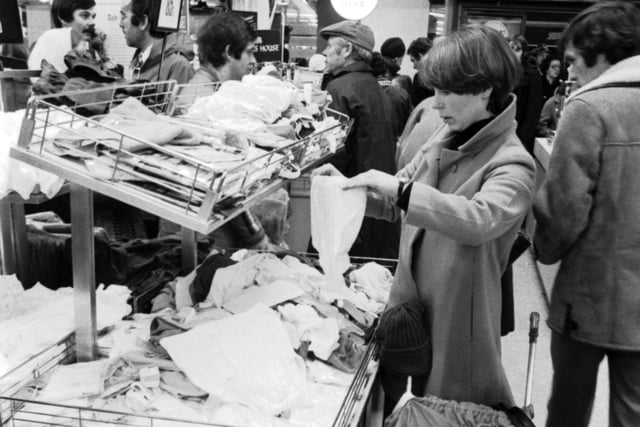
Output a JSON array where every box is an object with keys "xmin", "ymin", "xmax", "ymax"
[{"xmin": 547, "ymin": 331, "xmax": 640, "ymax": 427}]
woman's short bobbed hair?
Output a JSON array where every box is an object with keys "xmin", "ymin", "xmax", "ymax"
[{"xmin": 421, "ymin": 25, "xmax": 521, "ymax": 114}]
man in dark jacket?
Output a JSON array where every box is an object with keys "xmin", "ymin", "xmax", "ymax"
[
  {"xmin": 119, "ymin": 0, "xmax": 194, "ymax": 83},
  {"xmin": 319, "ymin": 20, "xmax": 399, "ymax": 259}
]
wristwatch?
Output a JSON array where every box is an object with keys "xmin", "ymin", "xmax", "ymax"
[{"xmin": 397, "ymin": 178, "xmax": 408, "ymax": 201}]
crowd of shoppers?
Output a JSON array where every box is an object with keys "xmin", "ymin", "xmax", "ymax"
[
  {"xmin": 12, "ymin": 0, "xmax": 640, "ymax": 425},
  {"xmin": 316, "ymin": 23, "xmax": 535, "ymax": 414},
  {"xmin": 317, "ymin": 2, "xmax": 640, "ymax": 426}
]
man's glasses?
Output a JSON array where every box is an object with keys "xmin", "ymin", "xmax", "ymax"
[{"xmin": 120, "ymin": 11, "xmax": 134, "ymax": 22}]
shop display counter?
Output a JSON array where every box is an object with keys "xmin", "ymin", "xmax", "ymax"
[
  {"xmin": 0, "ymin": 254, "xmax": 395, "ymax": 427},
  {"xmin": 11, "ymin": 81, "xmax": 349, "ymax": 236},
  {"xmin": 534, "ymin": 137, "xmax": 552, "ymax": 172},
  {"xmin": 9, "ymin": 80, "xmax": 350, "ymax": 362},
  {"xmin": 533, "ymin": 136, "xmax": 558, "ymax": 302},
  {"xmin": 0, "ymin": 335, "xmax": 379, "ymax": 427}
]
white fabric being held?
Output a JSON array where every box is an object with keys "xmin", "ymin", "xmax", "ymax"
[{"xmin": 310, "ymin": 175, "xmax": 366, "ymax": 289}]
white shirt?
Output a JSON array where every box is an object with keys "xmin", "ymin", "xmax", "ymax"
[{"xmin": 28, "ymin": 27, "xmax": 73, "ymax": 73}]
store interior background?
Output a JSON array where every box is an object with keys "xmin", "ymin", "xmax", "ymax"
[
  {"xmin": 11, "ymin": 0, "xmax": 602, "ymax": 77},
  {"xmin": 2, "ymin": 1, "xmax": 621, "ymax": 425}
]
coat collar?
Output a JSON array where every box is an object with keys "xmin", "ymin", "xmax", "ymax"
[
  {"xmin": 570, "ymin": 54, "xmax": 640, "ymax": 99},
  {"xmin": 195, "ymin": 65, "xmax": 222, "ymax": 83},
  {"xmin": 439, "ymin": 94, "xmax": 518, "ymax": 155},
  {"xmin": 330, "ymin": 61, "xmax": 373, "ymax": 78}
]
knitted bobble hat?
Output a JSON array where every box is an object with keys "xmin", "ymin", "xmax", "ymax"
[{"xmin": 377, "ymin": 299, "xmax": 431, "ymax": 376}]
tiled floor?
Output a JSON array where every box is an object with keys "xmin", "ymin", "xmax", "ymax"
[{"xmin": 504, "ymin": 251, "xmax": 609, "ymax": 427}]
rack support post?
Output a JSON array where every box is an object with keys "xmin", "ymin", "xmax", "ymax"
[
  {"xmin": 70, "ymin": 184, "xmax": 97, "ymax": 361},
  {"xmin": 181, "ymin": 226, "xmax": 197, "ymax": 274}
]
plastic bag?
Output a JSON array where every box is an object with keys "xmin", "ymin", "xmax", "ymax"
[
  {"xmin": 385, "ymin": 392, "xmax": 515, "ymax": 427},
  {"xmin": 310, "ymin": 176, "xmax": 366, "ymax": 289},
  {"xmin": 384, "ymin": 397, "xmax": 460, "ymax": 427}
]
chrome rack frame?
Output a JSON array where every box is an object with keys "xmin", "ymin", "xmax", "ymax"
[
  {"xmin": 0, "ymin": 255, "xmax": 395, "ymax": 427},
  {"xmin": 9, "ymin": 80, "xmax": 351, "ymax": 363},
  {"xmin": 12, "ymin": 81, "xmax": 350, "ymax": 235}
]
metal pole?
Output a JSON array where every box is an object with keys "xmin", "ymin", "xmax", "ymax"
[
  {"xmin": 280, "ymin": 7, "xmax": 286, "ymax": 64},
  {"xmin": 181, "ymin": 226, "xmax": 197, "ymax": 274},
  {"xmin": 70, "ymin": 184, "xmax": 97, "ymax": 362},
  {"xmin": 0, "ymin": 199, "xmax": 17, "ymax": 275},
  {"xmin": 184, "ymin": 0, "xmax": 190, "ymax": 36},
  {"xmin": 524, "ymin": 311, "xmax": 540, "ymax": 417},
  {"xmin": 157, "ymin": 34, "xmax": 168, "ymax": 82},
  {"xmin": 444, "ymin": 0, "xmax": 458, "ymax": 35}
]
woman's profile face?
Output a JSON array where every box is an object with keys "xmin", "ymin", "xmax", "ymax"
[
  {"xmin": 509, "ymin": 41, "xmax": 522, "ymax": 61},
  {"xmin": 432, "ymin": 88, "xmax": 492, "ymax": 132},
  {"xmin": 546, "ymin": 59, "xmax": 561, "ymax": 80}
]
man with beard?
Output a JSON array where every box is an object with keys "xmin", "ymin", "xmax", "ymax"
[{"xmin": 319, "ymin": 20, "xmax": 399, "ymax": 259}]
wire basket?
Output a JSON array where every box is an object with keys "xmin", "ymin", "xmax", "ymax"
[
  {"xmin": 11, "ymin": 81, "xmax": 351, "ymax": 234},
  {"xmin": 0, "ymin": 252, "xmax": 396, "ymax": 427},
  {"xmin": 0, "ymin": 334, "xmax": 378, "ymax": 427}
]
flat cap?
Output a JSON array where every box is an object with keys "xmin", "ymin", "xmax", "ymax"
[{"xmin": 320, "ymin": 20, "xmax": 375, "ymax": 52}]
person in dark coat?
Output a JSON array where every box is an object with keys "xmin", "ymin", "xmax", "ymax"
[
  {"xmin": 370, "ymin": 52, "xmax": 413, "ymax": 142},
  {"xmin": 319, "ymin": 20, "xmax": 399, "ymax": 259},
  {"xmin": 407, "ymin": 37, "xmax": 434, "ymax": 106},
  {"xmin": 380, "ymin": 37, "xmax": 411, "ymax": 95},
  {"xmin": 540, "ymin": 54, "xmax": 562, "ymax": 102},
  {"xmin": 509, "ymin": 35, "xmax": 544, "ymax": 154}
]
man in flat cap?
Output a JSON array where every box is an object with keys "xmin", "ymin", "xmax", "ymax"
[{"xmin": 319, "ymin": 20, "xmax": 400, "ymax": 259}]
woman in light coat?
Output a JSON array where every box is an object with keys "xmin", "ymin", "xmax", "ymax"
[{"xmin": 314, "ymin": 25, "xmax": 536, "ymax": 408}]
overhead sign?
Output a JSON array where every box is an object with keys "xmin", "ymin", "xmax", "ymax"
[
  {"xmin": 525, "ymin": 25, "xmax": 566, "ymax": 47},
  {"xmin": 150, "ymin": 0, "xmax": 184, "ymax": 32},
  {"xmin": 0, "ymin": 0, "xmax": 24, "ymax": 44},
  {"xmin": 330, "ymin": 0, "xmax": 378, "ymax": 20},
  {"xmin": 255, "ymin": 30, "xmax": 282, "ymax": 63}
]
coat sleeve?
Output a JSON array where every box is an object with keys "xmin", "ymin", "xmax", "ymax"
[
  {"xmin": 519, "ymin": 72, "xmax": 545, "ymax": 148},
  {"xmin": 365, "ymin": 151, "xmax": 422, "ymax": 222},
  {"xmin": 536, "ymin": 97, "xmax": 556, "ymax": 137},
  {"xmin": 167, "ymin": 55, "xmax": 195, "ymax": 84},
  {"xmin": 326, "ymin": 85, "xmax": 356, "ymax": 173},
  {"xmin": 403, "ymin": 152, "xmax": 536, "ymax": 245},
  {"xmin": 533, "ymin": 99, "xmax": 602, "ymax": 264}
]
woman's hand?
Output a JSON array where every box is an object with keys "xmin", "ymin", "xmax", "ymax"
[
  {"xmin": 311, "ymin": 163, "xmax": 343, "ymax": 178},
  {"xmin": 342, "ymin": 170, "xmax": 399, "ymax": 199}
]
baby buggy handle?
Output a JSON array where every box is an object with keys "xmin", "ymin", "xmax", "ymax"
[{"xmin": 524, "ymin": 311, "xmax": 540, "ymax": 419}]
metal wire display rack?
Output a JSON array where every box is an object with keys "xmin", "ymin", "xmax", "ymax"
[
  {"xmin": 11, "ymin": 81, "xmax": 351, "ymax": 235},
  {"xmin": 0, "ymin": 255, "xmax": 397, "ymax": 427},
  {"xmin": 0, "ymin": 336, "xmax": 379, "ymax": 427},
  {"xmin": 8, "ymin": 80, "xmax": 351, "ymax": 363}
]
